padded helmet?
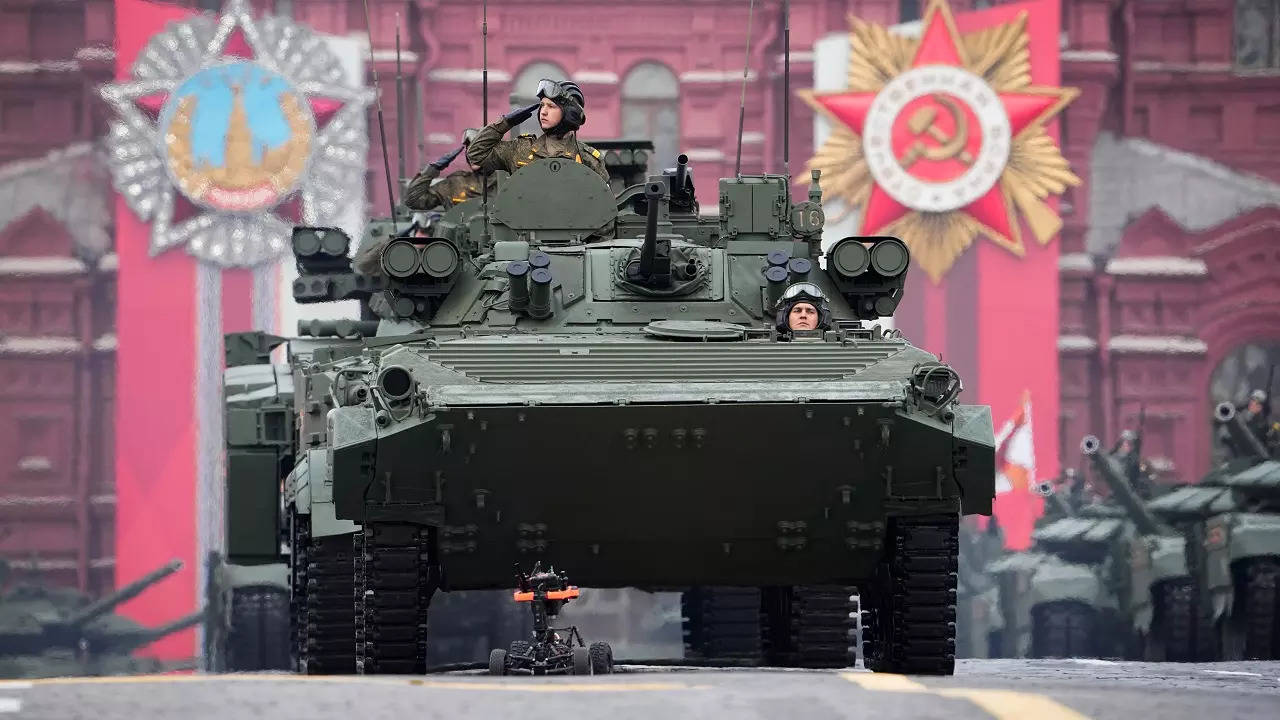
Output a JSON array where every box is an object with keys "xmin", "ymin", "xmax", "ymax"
[
  {"xmin": 774, "ymin": 282, "xmax": 832, "ymax": 334},
  {"xmin": 535, "ymin": 78, "xmax": 586, "ymax": 132}
]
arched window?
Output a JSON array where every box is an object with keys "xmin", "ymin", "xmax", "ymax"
[
  {"xmin": 510, "ymin": 61, "xmax": 570, "ymax": 137},
  {"xmin": 621, "ymin": 62, "xmax": 680, "ymax": 171}
]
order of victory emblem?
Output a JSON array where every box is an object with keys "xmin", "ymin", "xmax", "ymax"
[
  {"xmin": 101, "ymin": 0, "xmax": 374, "ymax": 268},
  {"xmin": 801, "ymin": 0, "xmax": 1080, "ymax": 282}
]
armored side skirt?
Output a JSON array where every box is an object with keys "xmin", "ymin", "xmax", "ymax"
[{"xmin": 329, "ymin": 399, "xmax": 992, "ymax": 589}]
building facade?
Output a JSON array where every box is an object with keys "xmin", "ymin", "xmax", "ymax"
[{"xmin": 1, "ymin": 0, "xmax": 1278, "ymax": 590}]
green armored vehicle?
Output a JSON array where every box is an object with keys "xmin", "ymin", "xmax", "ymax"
[
  {"xmin": 1, "ymin": 559, "xmax": 205, "ymax": 678},
  {"xmin": 243, "ymin": 151, "xmax": 995, "ymax": 676},
  {"xmin": 1082, "ymin": 435, "xmax": 1215, "ymax": 660}
]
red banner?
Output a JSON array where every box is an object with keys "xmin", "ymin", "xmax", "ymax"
[{"xmin": 113, "ymin": 0, "xmax": 198, "ymax": 660}]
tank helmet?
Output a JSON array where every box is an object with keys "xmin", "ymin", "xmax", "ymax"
[
  {"xmin": 1250, "ymin": 389, "xmax": 1267, "ymax": 403},
  {"xmin": 1119, "ymin": 429, "xmax": 1136, "ymax": 442},
  {"xmin": 774, "ymin": 282, "xmax": 832, "ymax": 333},
  {"xmin": 535, "ymin": 78, "xmax": 586, "ymax": 132}
]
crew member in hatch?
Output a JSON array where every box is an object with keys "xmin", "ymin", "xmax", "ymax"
[{"xmin": 774, "ymin": 282, "xmax": 833, "ymax": 336}]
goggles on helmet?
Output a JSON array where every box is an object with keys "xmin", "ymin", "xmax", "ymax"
[
  {"xmin": 535, "ymin": 78, "xmax": 584, "ymax": 107},
  {"xmin": 778, "ymin": 282, "xmax": 827, "ymax": 306}
]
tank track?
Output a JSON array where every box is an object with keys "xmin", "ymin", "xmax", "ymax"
[
  {"xmin": 227, "ymin": 586, "xmax": 291, "ymax": 671},
  {"xmin": 355, "ymin": 522, "xmax": 436, "ymax": 674},
  {"xmin": 862, "ymin": 514, "xmax": 958, "ymax": 675},
  {"xmin": 1240, "ymin": 558, "xmax": 1279, "ymax": 660},
  {"xmin": 763, "ymin": 586, "xmax": 856, "ymax": 668},
  {"xmin": 681, "ymin": 587, "xmax": 763, "ymax": 663},
  {"xmin": 1030, "ymin": 601, "xmax": 1094, "ymax": 658},
  {"xmin": 1151, "ymin": 579, "xmax": 1219, "ymax": 662},
  {"xmin": 291, "ymin": 512, "xmax": 357, "ymax": 674}
]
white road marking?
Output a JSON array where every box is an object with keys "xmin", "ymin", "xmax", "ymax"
[
  {"xmin": 1066, "ymin": 659, "xmax": 1119, "ymax": 666},
  {"xmin": 0, "ymin": 683, "xmax": 31, "ymax": 690},
  {"xmin": 1201, "ymin": 670, "xmax": 1263, "ymax": 678},
  {"xmin": 0, "ymin": 698, "xmax": 21, "ymax": 713}
]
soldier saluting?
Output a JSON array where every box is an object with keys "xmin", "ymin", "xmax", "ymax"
[
  {"xmin": 353, "ymin": 128, "xmax": 492, "ymax": 277},
  {"xmin": 466, "ymin": 79, "xmax": 609, "ymax": 183}
]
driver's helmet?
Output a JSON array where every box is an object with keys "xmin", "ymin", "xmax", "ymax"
[{"xmin": 774, "ymin": 282, "xmax": 832, "ymax": 333}]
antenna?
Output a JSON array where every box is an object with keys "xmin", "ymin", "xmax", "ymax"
[
  {"xmin": 395, "ymin": 12, "xmax": 406, "ymax": 184},
  {"xmin": 733, "ymin": 0, "xmax": 757, "ymax": 178},
  {"xmin": 783, "ymin": 0, "xmax": 791, "ymax": 177},
  {"xmin": 481, "ymin": 0, "xmax": 491, "ymax": 248},
  {"xmin": 360, "ymin": 0, "xmax": 399, "ymax": 232}
]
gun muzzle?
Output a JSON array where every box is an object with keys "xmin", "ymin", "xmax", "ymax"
[
  {"xmin": 1032, "ymin": 480, "xmax": 1055, "ymax": 497},
  {"xmin": 1080, "ymin": 434, "xmax": 1102, "ymax": 456},
  {"xmin": 1214, "ymin": 401, "xmax": 1235, "ymax": 423}
]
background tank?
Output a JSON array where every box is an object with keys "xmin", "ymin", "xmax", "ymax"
[
  {"xmin": 0, "ymin": 559, "xmax": 205, "ymax": 679},
  {"xmin": 269, "ymin": 150, "xmax": 995, "ymax": 677},
  {"xmin": 1082, "ymin": 434, "xmax": 1215, "ymax": 661}
]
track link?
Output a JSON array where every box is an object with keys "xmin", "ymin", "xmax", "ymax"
[
  {"xmin": 1241, "ymin": 558, "xmax": 1279, "ymax": 660},
  {"xmin": 1031, "ymin": 601, "xmax": 1094, "ymax": 658},
  {"xmin": 1152, "ymin": 580, "xmax": 1200, "ymax": 662},
  {"xmin": 763, "ymin": 586, "xmax": 856, "ymax": 668},
  {"xmin": 356, "ymin": 522, "xmax": 436, "ymax": 674},
  {"xmin": 863, "ymin": 514, "xmax": 959, "ymax": 675},
  {"xmin": 292, "ymin": 512, "xmax": 357, "ymax": 674},
  {"xmin": 681, "ymin": 587, "xmax": 763, "ymax": 663},
  {"xmin": 227, "ymin": 586, "xmax": 291, "ymax": 671}
]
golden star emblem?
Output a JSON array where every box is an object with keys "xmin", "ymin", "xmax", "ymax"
[{"xmin": 799, "ymin": 0, "xmax": 1080, "ymax": 282}]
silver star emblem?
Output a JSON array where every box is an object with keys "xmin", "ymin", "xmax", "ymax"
[{"xmin": 100, "ymin": 0, "xmax": 374, "ymax": 268}]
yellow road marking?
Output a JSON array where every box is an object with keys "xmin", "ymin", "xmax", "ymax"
[
  {"xmin": 839, "ymin": 672, "xmax": 930, "ymax": 693},
  {"xmin": 8, "ymin": 674, "xmax": 696, "ymax": 693},
  {"xmin": 939, "ymin": 689, "xmax": 1092, "ymax": 720}
]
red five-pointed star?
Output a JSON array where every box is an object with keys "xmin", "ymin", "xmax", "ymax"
[{"xmin": 810, "ymin": 2, "xmax": 1071, "ymax": 246}]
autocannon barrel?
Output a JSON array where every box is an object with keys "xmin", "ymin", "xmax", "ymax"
[
  {"xmin": 1081, "ymin": 435, "xmax": 1161, "ymax": 536},
  {"xmin": 1214, "ymin": 401, "xmax": 1271, "ymax": 460},
  {"xmin": 66, "ymin": 559, "xmax": 182, "ymax": 628}
]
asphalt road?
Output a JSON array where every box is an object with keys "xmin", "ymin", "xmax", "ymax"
[{"xmin": 1, "ymin": 660, "xmax": 1277, "ymax": 720}]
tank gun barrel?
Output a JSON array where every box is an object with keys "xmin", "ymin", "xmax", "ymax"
[
  {"xmin": 1081, "ymin": 435, "xmax": 1161, "ymax": 535},
  {"xmin": 66, "ymin": 560, "xmax": 182, "ymax": 628},
  {"xmin": 1033, "ymin": 479, "xmax": 1075, "ymax": 517},
  {"xmin": 1214, "ymin": 401, "xmax": 1270, "ymax": 460},
  {"xmin": 112, "ymin": 609, "xmax": 207, "ymax": 652}
]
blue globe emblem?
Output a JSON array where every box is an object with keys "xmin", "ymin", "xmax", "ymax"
[{"xmin": 160, "ymin": 61, "xmax": 315, "ymax": 212}]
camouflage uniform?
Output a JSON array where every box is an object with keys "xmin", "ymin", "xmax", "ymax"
[{"xmin": 466, "ymin": 117, "xmax": 609, "ymax": 184}]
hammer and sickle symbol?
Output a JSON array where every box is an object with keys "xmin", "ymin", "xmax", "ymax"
[{"xmin": 896, "ymin": 94, "xmax": 975, "ymax": 170}]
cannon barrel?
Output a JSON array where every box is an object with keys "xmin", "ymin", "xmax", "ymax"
[
  {"xmin": 66, "ymin": 560, "xmax": 182, "ymax": 628},
  {"xmin": 1081, "ymin": 435, "xmax": 1161, "ymax": 535},
  {"xmin": 110, "ymin": 609, "xmax": 208, "ymax": 653},
  {"xmin": 1033, "ymin": 479, "xmax": 1075, "ymax": 518},
  {"xmin": 1215, "ymin": 401, "xmax": 1270, "ymax": 460}
]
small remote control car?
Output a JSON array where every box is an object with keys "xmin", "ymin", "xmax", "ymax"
[{"xmin": 488, "ymin": 562, "xmax": 614, "ymax": 676}]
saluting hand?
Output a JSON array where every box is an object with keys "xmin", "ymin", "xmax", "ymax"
[
  {"xmin": 429, "ymin": 145, "xmax": 464, "ymax": 171},
  {"xmin": 502, "ymin": 101, "xmax": 541, "ymax": 126}
]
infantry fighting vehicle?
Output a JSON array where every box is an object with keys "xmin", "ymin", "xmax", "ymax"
[
  {"xmin": 1, "ymin": 559, "xmax": 205, "ymax": 678},
  {"xmin": 242, "ymin": 152, "xmax": 994, "ymax": 676}
]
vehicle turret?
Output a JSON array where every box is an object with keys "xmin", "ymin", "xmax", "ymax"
[
  {"xmin": 64, "ymin": 560, "xmax": 183, "ymax": 629},
  {"xmin": 1081, "ymin": 435, "xmax": 1162, "ymax": 536}
]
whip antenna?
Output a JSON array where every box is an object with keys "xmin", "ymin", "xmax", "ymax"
[
  {"xmin": 733, "ymin": 0, "xmax": 757, "ymax": 178},
  {"xmin": 395, "ymin": 12, "xmax": 406, "ymax": 184},
  {"xmin": 360, "ymin": 0, "xmax": 399, "ymax": 232},
  {"xmin": 481, "ymin": 0, "xmax": 491, "ymax": 248},
  {"xmin": 783, "ymin": 0, "xmax": 790, "ymax": 177}
]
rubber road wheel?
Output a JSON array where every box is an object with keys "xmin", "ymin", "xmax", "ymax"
[
  {"xmin": 573, "ymin": 646, "xmax": 592, "ymax": 675},
  {"xmin": 488, "ymin": 648, "xmax": 508, "ymax": 676}
]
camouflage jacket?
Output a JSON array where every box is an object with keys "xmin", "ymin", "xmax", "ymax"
[
  {"xmin": 466, "ymin": 118, "xmax": 609, "ymax": 183},
  {"xmin": 403, "ymin": 166, "xmax": 494, "ymax": 212}
]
